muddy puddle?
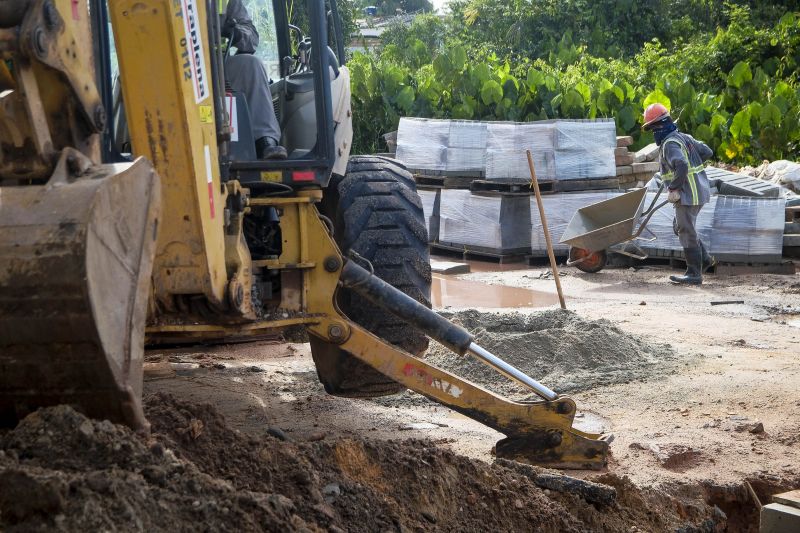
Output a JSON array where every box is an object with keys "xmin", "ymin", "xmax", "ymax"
[{"xmin": 432, "ymin": 274, "xmax": 559, "ymax": 308}]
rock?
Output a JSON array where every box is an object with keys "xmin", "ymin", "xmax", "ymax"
[
  {"xmin": 267, "ymin": 427, "xmax": 289, "ymax": 441},
  {"xmin": 187, "ymin": 418, "xmax": 204, "ymax": 439},
  {"xmin": 514, "ymin": 498, "xmax": 524, "ymax": 509},
  {"xmin": 248, "ymin": 366, "xmax": 264, "ymax": 372},
  {"xmin": 141, "ymin": 466, "xmax": 167, "ymax": 487},
  {"xmin": 267, "ymin": 494, "xmax": 296, "ymax": 514},
  {"xmin": 649, "ymin": 444, "xmax": 702, "ymax": 469},
  {"xmin": 639, "ymin": 301, "xmax": 647, "ymax": 306},
  {"xmin": 313, "ymin": 503, "xmax": 336, "ymax": 520},
  {"xmin": 149, "ymin": 441, "xmax": 165, "ymax": 456},
  {"xmin": 85, "ymin": 471, "xmax": 112, "ymax": 493},
  {"xmin": 399, "ymin": 422, "xmax": 439, "ymax": 430},
  {"xmin": 735, "ymin": 421, "xmax": 765, "ymax": 434},
  {"xmin": 322, "ymin": 483, "xmax": 341, "ymax": 501},
  {"xmin": 421, "ymin": 510, "xmax": 437, "ymax": 524},
  {"xmin": 77, "ymin": 420, "xmax": 95, "ymax": 437},
  {"xmin": 307, "ymin": 432, "xmax": 326, "ymax": 442},
  {"xmin": 0, "ymin": 469, "xmax": 66, "ymax": 521}
]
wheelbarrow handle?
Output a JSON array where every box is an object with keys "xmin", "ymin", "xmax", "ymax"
[
  {"xmin": 632, "ymin": 185, "xmax": 669, "ymax": 240},
  {"xmin": 641, "ymin": 183, "xmax": 665, "ymax": 216}
]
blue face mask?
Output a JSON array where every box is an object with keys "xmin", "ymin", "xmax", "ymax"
[{"xmin": 652, "ymin": 121, "xmax": 678, "ymax": 145}]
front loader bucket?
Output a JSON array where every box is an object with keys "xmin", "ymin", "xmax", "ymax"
[{"xmin": 0, "ymin": 156, "xmax": 160, "ymax": 431}]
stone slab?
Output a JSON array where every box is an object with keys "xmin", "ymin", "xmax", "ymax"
[
  {"xmin": 761, "ymin": 503, "xmax": 800, "ymax": 533},
  {"xmin": 615, "ymin": 165, "xmax": 633, "ymax": 176},
  {"xmin": 773, "ymin": 490, "xmax": 800, "ymax": 509},
  {"xmin": 616, "ymin": 136, "xmax": 634, "ymax": 147},
  {"xmin": 634, "ymin": 143, "xmax": 658, "ymax": 163},
  {"xmin": 631, "ymin": 161, "xmax": 660, "ymax": 173}
]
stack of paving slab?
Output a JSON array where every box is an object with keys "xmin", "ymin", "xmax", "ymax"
[
  {"xmin": 614, "ymin": 137, "xmax": 660, "ymax": 187},
  {"xmin": 524, "ymin": 187, "xmax": 786, "ymax": 262},
  {"xmin": 637, "ymin": 193, "xmax": 786, "ymax": 262},
  {"xmin": 530, "ymin": 191, "xmax": 623, "ymax": 254},
  {"xmin": 417, "ymin": 188, "xmax": 441, "ymax": 242},
  {"xmin": 437, "ymin": 189, "xmax": 531, "ymax": 255},
  {"xmin": 395, "ymin": 117, "xmax": 617, "ymax": 182}
]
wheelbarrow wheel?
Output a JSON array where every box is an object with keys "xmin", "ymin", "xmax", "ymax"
[{"xmin": 569, "ymin": 247, "xmax": 607, "ymax": 273}]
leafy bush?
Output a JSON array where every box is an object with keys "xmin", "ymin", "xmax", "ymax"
[{"xmin": 349, "ymin": 7, "xmax": 800, "ymax": 164}]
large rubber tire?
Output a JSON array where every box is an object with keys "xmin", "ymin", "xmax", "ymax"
[{"xmin": 310, "ymin": 156, "xmax": 432, "ymax": 397}]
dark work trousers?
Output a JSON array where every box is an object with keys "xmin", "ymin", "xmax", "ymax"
[
  {"xmin": 225, "ymin": 54, "xmax": 281, "ymax": 143},
  {"xmin": 674, "ymin": 204, "xmax": 703, "ymax": 249}
]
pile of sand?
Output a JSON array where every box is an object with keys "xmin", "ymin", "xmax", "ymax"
[{"xmin": 426, "ymin": 309, "xmax": 679, "ymax": 398}]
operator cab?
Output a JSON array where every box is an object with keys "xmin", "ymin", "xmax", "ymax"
[{"xmin": 97, "ymin": 0, "xmax": 348, "ymax": 189}]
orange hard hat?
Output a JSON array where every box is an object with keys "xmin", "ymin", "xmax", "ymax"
[{"xmin": 642, "ymin": 103, "xmax": 671, "ymax": 130}]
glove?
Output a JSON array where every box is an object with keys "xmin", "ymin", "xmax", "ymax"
[{"xmin": 667, "ymin": 189, "xmax": 681, "ymax": 204}]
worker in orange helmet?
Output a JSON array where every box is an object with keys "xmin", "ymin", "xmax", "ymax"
[{"xmin": 643, "ymin": 103, "xmax": 715, "ymax": 284}]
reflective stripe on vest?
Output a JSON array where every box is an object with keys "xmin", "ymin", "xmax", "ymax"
[{"xmin": 661, "ymin": 137, "xmax": 702, "ymax": 204}]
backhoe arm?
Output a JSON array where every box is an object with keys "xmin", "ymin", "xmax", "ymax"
[{"xmin": 262, "ymin": 196, "xmax": 611, "ymax": 470}]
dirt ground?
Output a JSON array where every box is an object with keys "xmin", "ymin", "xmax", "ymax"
[
  {"xmin": 135, "ymin": 258, "xmax": 800, "ymax": 530},
  {"xmin": 2, "ymin": 259, "xmax": 797, "ymax": 531}
]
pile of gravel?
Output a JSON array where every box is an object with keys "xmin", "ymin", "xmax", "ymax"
[{"xmin": 426, "ymin": 309, "xmax": 679, "ymax": 397}]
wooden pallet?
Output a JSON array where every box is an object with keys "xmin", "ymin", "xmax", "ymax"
[
  {"xmin": 470, "ymin": 179, "xmax": 536, "ymax": 194},
  {"xmin": 413, "ymin": 174, "xmax": 473, "ymax": 189},
  {"xmin": 431, "ymin": 242, "xmax": 528, "ymax": 264},
  {"xmin": 408, "ymin": 168, "xmax": 483, "ymax": 178},
  {"xmin": 549, "ymin": 177, "xmax": 620, "ymax": 193}
]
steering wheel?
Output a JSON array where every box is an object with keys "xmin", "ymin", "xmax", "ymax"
[{"xmin": 286, "ymin": 25, "xmax": 339, "ymax": 78}]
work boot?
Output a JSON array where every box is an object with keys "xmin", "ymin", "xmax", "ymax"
[
  {"xmin": 670, "ymin": 248, "xmax": 703, "ymax": 285},
  {"xmin": 699, "ymin": 242, "xmax": 716, "ymax": 273},
  {"xmin": 256, "ymin": 136, "xmax": 287, "ymax": 160}
]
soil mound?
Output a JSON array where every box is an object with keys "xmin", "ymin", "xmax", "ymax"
[
  {"xmin": 425, "ymin": 309, "xmax": 678, "ymax": 397},
  {"xmin": 0, "ymin": 395, "xmax": 722, "ymax": 532}
]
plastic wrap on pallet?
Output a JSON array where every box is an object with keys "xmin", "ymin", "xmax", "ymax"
[
  {"xmin": 485, "ymin": 122, "xmax": 555, "ymax": 181},
  {"xmin": 711, "ymin": 196, "xmax": 785, "ymax": 256},
  {"xmin": 439, "ymin": 189, "xmax": 531, "ymax": 251},
  {"xmin": 395, "ymin": 117, "xmax": 449, "ymax": 171},
  {"xmin": 446, "ymin": 147, "xmax": 486, "ymax": 172},
  {"xmin": 417, "ymin": 188, "xmax": 441, "ymax": 242},
  {"xmin": 530, "ymin": 191, "xmax": 623, "ymax": 253},
  {"xmin": 553, "ymin": 120, "xmax": 617, "ymax": 180},
  {"xmin": 554, "ymin": 120, "xmax": 616, "ymax": 150},
  {"xmin": 448, "ymin": 120, "xmax": 488, "ymax": 148}
]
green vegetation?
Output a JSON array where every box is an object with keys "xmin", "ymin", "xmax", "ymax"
[{"xmin": 348, "ymin": 2, "xmax": 800, "ymax": 164}]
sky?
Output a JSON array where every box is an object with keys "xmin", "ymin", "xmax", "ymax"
[{"xmin": 431, "ymin": 0, "xmax": 449, "ymax": 14}]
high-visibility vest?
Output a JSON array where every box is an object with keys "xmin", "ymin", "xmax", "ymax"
[{"xmin": 659, "ymin": 134, "xmax": 709, "ymax": 206}]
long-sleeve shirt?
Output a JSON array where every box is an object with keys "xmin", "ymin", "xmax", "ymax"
[{"xmin": 659, "ymin": 131, "xmax": 712, "ymax": 206}]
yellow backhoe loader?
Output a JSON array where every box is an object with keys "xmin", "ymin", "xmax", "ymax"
[{"xmin": 0, "ymin": 0, "xmax": 611, "ymax": 469}]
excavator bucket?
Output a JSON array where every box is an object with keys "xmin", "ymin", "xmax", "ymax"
[{"xmin": 0, "ymin": 154, "xmax": 160, "ymax": 431}]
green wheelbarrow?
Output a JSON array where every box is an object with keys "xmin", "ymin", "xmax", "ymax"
[{"xmin": 559, "ymin": 185, "xmax": 669, "ymax": 273}]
